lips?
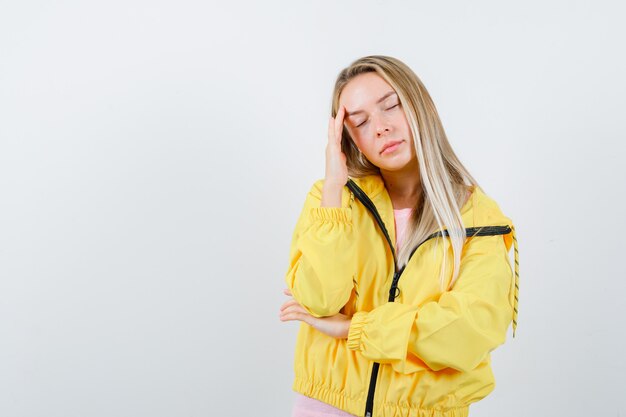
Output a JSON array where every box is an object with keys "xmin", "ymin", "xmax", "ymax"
[{"xmin": 380, "ymin": 140, "xmax": 404, "ymax": 155}]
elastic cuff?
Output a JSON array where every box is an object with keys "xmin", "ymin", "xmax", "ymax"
[
  {"xmin": 347, "ymin": 311, "xmax": 369, "ymax": 351},
  {"xmin": 310, "ymin": 207, "xmax": 352, "ymax": 223}
]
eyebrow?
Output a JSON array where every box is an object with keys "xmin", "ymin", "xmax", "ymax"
[{"xmin": 345, "ymin": 91, "xmax": 398, "ymax": 117}]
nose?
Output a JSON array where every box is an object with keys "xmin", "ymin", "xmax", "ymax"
[
  {"xmin": 376, "ymin": 126, "xmax": 390, "ymax": 137},
  {"xmin": 373, "ymin": 112, "xmax": 392, "ymax": 137}
]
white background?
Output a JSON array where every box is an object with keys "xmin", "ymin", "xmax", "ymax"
[{"xmin": 1, "ymin": 1, "xmax": 625, "ymax": 416}]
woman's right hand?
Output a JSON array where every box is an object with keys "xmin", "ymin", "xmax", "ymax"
[
  {"xmin": 320, "ymin": 106, "xmax": 349, "ymax": 208},
  {"xmin": 324, "ymin": 106, "xmax": 349, "ymax": 187}
]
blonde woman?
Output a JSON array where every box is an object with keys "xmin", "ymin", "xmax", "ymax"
[{"xmin": 279, "ymin": 55, "xmax": 519, "ymax": 417}]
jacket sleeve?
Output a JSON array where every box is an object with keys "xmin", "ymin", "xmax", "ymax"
[
  {"xmin": 284, "ymin": 179, "xmax": 356, "ymax": 318},
  {"xmin": 346, "ymin": 233, "xmax": 514, "ymax": 373}
]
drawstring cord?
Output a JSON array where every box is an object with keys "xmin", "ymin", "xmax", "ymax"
[{"xmin": 511, "ymin": 224, "xmax": 519, "ymax": 338}]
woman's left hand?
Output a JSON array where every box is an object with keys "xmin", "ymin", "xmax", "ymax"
[{"xmin": 279, "ymin": 289, "xmax": 351, "ymax": 339}]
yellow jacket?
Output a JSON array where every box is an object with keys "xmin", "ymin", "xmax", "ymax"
[{"xmin": 285, "ymin": 174, "xmax": 519, "ymax": 417}]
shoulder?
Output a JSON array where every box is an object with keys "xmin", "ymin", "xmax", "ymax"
[
  {"xmin": 304, "ymin": 178, "xmax": 353, "ymax": 209},
  {"xmin": 307, "ymin": 178, "xmax": 328, "ymax": 200},
  {"xmin": 469, "ymin": 186, "xmax": 513, "ymax": 228},
  {"xmin": 347, "ymin": 174, "xmax": 387, "ymax": 199},
  {"xmin": 308, "ymin": 175, "xmax": 386, "ymax": 198}
]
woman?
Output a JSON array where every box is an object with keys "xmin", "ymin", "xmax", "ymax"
[{"xmin": 279, "ymin": 55, "xmax": 519, "ymax": 417}]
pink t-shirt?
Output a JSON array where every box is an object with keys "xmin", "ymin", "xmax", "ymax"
[
  {"xmin": 291, "ymin": 208, "xmax": 413, "ymax": 417},
  {"xmin": 393, "ymin": 207, "xmax": 414, "ymax": 252}
]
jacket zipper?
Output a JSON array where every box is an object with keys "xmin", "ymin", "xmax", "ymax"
[
  {"xmin": 347, "ymin": 180, "xmax": 398, "ymax": 417},
  {"xmin": 346, "ymin": 179, "xmax": 511, "ymax": 417}
]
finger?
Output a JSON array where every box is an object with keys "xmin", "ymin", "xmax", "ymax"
[
  {"xmin": 280, "ymin": 311, "xmax": 314, "ymax": 326},
  {"xmin": 280, "ymin": 298, "xmax": 300, "ymax": 311},
  {"xmin": 279, "ymin": 306, "xmax": 304, "ymax": 321},
  {"xmin": 281, "ymin": 303, "xmax": 309, "ymax": 316},
  {"xmin": 280, "ymin": 306, "xmax": 313, "ymax": 324},
  {"xmin": 328, "ymin": 115, "xmax": 335, "ymax": 145},
  {"xmin": 283, "ymin": 288, "xmax": 292, "ymax": 296},
  {"xmin": 280, "ymin": 312, "xmax": 306, "ymax": 322},
  {"xmin": 334, "ymin": 106, "xmax": 345, "ymax": 146},
  {"xmin": 280, "ymin": 299, "xmax": 300, "ymax": 312}
]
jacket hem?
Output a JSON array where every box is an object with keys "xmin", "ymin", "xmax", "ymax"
[
  {"xmin": 293, "ymin": 376, "xmax": 362, "ymax": 416},
  {"xmin": 293, "ymin": 376, "xmax": 470, "ymax": 417}
]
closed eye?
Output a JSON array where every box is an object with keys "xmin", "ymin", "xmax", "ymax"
[{"xmin": 356, "ymin": 103, "xmax": 399, "ymax": 128}]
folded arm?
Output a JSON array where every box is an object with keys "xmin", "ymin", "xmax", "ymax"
[{"xmin": 347, "ymin": 233, "xmax": 515, "ymax": 373}]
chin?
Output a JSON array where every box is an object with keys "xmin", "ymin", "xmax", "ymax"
[{"xmin": 376, "ymin": 154, "xmax": 413, "ymax": 171}]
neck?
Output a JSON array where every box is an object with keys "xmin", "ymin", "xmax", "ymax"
[{"xmin": 380, "ymin": 159, "xmax": 421, "ymax": 210}]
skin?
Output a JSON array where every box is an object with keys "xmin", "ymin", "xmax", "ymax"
[{"xmin": 279, "ymin": 72, "xmax": 422, "ymax": 338}]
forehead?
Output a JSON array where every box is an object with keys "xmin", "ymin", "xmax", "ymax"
[{"xmin": 339, "ymin": 72, "xmax": 396, "ymax": 111}]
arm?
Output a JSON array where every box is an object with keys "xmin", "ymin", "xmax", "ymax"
[
  {"xmin": 284, "ymin": 179, "xmax": 356, "ymax": 318},
  {"xmin": 347, "ymin": 233, "xmax": 515, "ymax": 373}
]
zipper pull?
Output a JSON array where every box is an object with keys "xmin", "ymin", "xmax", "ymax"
[{"xmin": 388, "ymin": 271, "xmax": 401, "ymax": 301}]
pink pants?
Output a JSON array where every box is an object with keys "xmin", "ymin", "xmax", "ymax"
[{"xmin": 291, "ymin": 393, "xmax": 358, "ymax": 417}]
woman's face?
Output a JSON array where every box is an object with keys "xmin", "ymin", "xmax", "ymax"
[{"xmin": 340, "ymin": 72, "xmax": 416, "ymax": 172}]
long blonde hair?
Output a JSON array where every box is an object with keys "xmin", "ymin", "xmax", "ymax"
[{"xmin": 330, "ymin": 55, "xmax": 479, "ymax": 289}]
